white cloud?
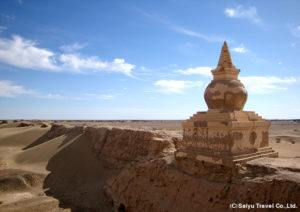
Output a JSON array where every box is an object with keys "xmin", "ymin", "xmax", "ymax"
[
  {"xmin": 0, "ymin": 35, "xmax": 136, "ymax": 76},
  {"xmin": 135, "ymin": 8, "xmax": 227, "ymax": 43},
  {"xmin": 84, "ymin": 93, "xmax": 97, "ymax": 97},
  {"xmin": 232, "ymin": 44, "xmax": 248, "ymax": 53},
  {"xmin": 171, "ymin": 26, "xmax": 226, "ymax": 43},
  {"xmin": 240, "ymin": 76, "xmax": 297, "ymax": 93},
  {"xmin": 60, "ymin": 54, "xmax": 135, "ymax": 76},
  {"xmin": 85, "ymin": 93, "xmax": 117, "ymax": 100},
  {"xmin": 36, "ymin": 93, "xmax": 83, "ymax": 100},
  {"xmin": 154, "ymin": 80, "xmax": 202, "ymax": 94},
  {"xmin": 288, "ymin": 24, "xmax": 300, "ymax": 39},
  {"xmin": 0, "ymin": 26, "xmax": 7, "ymax": 33},
  {"xmin": 0, "ymin": 35, "xmax": 60, "ymax": 71},
  {"xmin": 224, "ymin": 5, "xmax": 262, "ymax": 25},
  {"xmin": 60, "ymin": 43, "xmax": 86, "ymax": 52},
  {"xmin": 174, "ymin": 66, "xmax": 212, "ymax": 76},
  {"xmin": 0, "ymin": 80, "xmax": 85, "ymax": 100},
  {"xmin": 106, "ymin": 58, "xmax": 135, "ymax": 76},
  {"xmin": 17, "ymin": 0, "xmax": 23, "ymax": 5},
  {"xmin": 97, "ymin": 94, "xmax": 116, "ymax": 100},
  {"xmin": 0, "ymin": 80, "xmax": 34, "ymax": 97}
]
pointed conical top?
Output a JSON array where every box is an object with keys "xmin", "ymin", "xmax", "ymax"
[
  {"xmin": 217, "ymin": 41, "xmax": 234, "ymax": 68},
  {"xmin": 211, "ymin": 41, "xmax": 240, "ymax": 80}
]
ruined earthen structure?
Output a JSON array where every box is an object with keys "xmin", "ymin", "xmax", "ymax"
[{"xmin": 175, "ymin": 41, "xmax": 278, "ymax": 166}]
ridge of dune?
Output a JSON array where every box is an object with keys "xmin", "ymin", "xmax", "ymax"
[
  {"xmin": 15, "ymin": 132, "xmax": 82, "ymax": 166},
  {"xmin": 0, "ymin": 126, "xmax": 50, "ymax": 147}
]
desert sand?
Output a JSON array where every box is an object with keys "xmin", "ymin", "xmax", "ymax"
[{"xmin": 0, "ymin": 120, "xmax": 299, "ymax": 211}]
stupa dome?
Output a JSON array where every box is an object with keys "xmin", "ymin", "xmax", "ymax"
[{"xmin": 204, "ymin": 41, "xmax": 247, "ymax": 111}]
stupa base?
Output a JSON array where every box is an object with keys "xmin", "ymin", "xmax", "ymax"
[
  {"xmin": 178, "ymin": 110, "xmax": 278, "ymax": 167},
  {"xmin": 175, "ymin": 146, "xmax": 278, "ymax": 167}
]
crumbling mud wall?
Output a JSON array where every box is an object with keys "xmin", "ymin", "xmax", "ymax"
[
  {"xmin": 45, "ymin": 124, "xmax": 175, "ymax": 169},
  {"xmin": 41, "ymin": 125, "xmax": 175, "ymax": 211},
  {"xmin": 104, "ymin": 159, "xmax": 300, "ymax": 212},
  {"xmin": 84, "ymin": 127, "xmax": 175, "ymax": 168},
  {"xmin": 40, "ymin": 124, "xmax": 300, "ymax": 212}
]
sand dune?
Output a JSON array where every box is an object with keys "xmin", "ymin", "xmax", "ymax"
[
  {"xmin": 0, "ymin": 125, "xmax": 114, "ymax": 211},
  {"xmin": 0, "ymin": 126, "xmax": 49, "ymax": 147},
  {"xmin": 43, "ymin": 133, "xmax": 119, "ymax": 211},
  {"xmin": 15, "ymin": 132, "xmax": 81, "ymax": 165},
  {"xmin": 0, "ymin": 121, "xmax": 172, "ymax": 211}
]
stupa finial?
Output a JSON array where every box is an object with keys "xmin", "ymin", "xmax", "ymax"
[
  {"xmin": 217, "ymin": 41, "xmax": 234, "ymax": 68},
  {"xmin": 211, "ymin": 41, "xmax": 239, "ymax": 80}
]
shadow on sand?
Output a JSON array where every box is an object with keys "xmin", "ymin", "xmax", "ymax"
[
  {"xmin": 42, "ymin": 134, "xmax": 120, "ymax": 211},
  {"xmin": 22, "ymin": 129, "xmax": 78, "ymax": 150}
]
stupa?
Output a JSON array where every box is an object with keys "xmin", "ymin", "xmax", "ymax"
[{"xmin": 175, "ymin": 41, "xmax": 278, "ymax": 166}]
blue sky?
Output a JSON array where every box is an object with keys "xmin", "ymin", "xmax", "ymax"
[{"xmin": 0, "ymin": 0, "xmax": 299, "ymax": 119}]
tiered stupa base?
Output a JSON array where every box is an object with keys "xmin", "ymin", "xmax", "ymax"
[{"xmin": 175, "ymin": 110, "xmax": 278, "ymax": 167}]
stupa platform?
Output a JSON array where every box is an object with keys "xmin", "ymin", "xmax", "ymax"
[
  {"xmin": 183, "ymin": 110, "xmax": 269, "ymax": 127},
  {"xmin": 176, "ymin": 110, "xmax": 278, "ymax": 166},
  {"xmin": 175, "ymin": 146, "xmax": 278, "ymax": 167}
]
